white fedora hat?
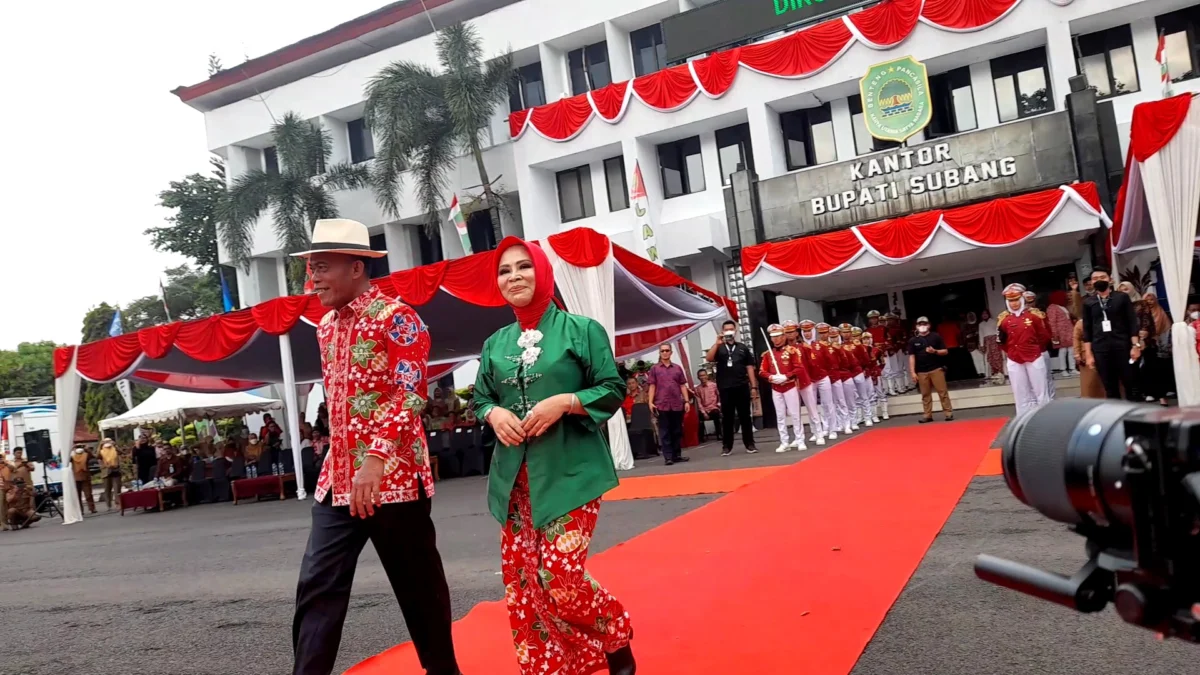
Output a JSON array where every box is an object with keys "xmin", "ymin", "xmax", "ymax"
[{"xmin": 291, "ymin": 218, "xmax": 387, "ymax": 258}]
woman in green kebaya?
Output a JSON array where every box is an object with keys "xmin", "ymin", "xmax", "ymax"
[{"xmin": 474, "ymin": 237, "xmax": 636, "ymax": 675}]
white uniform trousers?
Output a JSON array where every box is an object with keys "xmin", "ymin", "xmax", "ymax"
[
  {"xmin": 852, "ymin": 373, "xmax": 874, "ymax": 424},
  {"xmin": 1043, "ymin": 352, "xmax": 1056, "ymax": 400},
  {"xmin": 812, "ymin": 376, "xmax": 836, "ymax": 436},
  {"xmin": 873, "ymin": 376, "xmax": 889, "ymax": 418},
  {"xmin": 828, "ymin": 377, "xmax": 849, "ymax": 432},
  {"xmin": 838, "ymin": 377, "xmax": 858, "ymax": 430},
  {"xmin": 1007, "ymin": 357, "xmax": 1049, "ymax": 416},
  {"xmin": 797, "ymin": 383, "xmax": 821, "ymax": 440},
  {"xmin": 772, "ymin": 387, "xmax": 802, "ymax": 445}
]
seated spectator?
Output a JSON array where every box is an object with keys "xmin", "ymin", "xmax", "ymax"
[{"xmin": 155, "ymin": 447, "xmax": 189, "ymax": 485}]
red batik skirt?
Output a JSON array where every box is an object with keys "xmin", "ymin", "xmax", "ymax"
[{"xmin": 501, "ymin": 465, "xmax": 633, "ymax": 675}]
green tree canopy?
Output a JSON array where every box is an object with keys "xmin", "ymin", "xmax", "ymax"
[{"xmin": 0, "ymin": 342, "xmax": 56, "ymax": 399}]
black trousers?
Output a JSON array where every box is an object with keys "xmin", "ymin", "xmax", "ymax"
[
  {"xmin": 658, "ymin": 410, "xmax": 684, "ymax": 461},
  {"xmin": 699, "ymin": 409, "xmax": 722, "ymax": 441},
  {"xmin": 719, "ymin": 385, "xmax": 756, "ymax": 450},
  {"xmin": 292, "ymin": 484, "xmax": 459, "ymax": 675},
  {"xmin": 1094, "ymin": 349, "xmax": 1137, "ymax": 401},
  {"xmin": 136, "ymin": 460, "xmax": 154, "ymax": 485}
]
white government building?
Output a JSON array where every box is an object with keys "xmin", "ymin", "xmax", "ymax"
[{"xmin": 175, "ymin": 0, "xmax": 1200, "ymax": 382}]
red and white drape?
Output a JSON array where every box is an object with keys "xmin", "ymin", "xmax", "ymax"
[
  {"xmin": 742, "ymin": 183, "xmax": 1109, "ymax": 280},
  {"xmin": 1112, "ymin": 93, "xmax": 1200, "ymax": 405},
  {"xmin": 510, "ymin": 0, "xmax": 1075, "ymax": 142}
]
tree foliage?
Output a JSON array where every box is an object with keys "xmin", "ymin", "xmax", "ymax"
[
  {"xmin": 218, "ymin": 112, "xmax": 371, "ymax": 291},
  {"xmin": 0, "ymin": 342, "xmax": 56, "ymax": 399},
  {"xmin": 123, "ymin": 265, "xmax": 224, "ymax": 330},
  {"xmin": 364, "ymin": 21, "xmax": 512, "ymax": 239}
]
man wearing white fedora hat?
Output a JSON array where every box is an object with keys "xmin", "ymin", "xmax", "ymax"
[{"xmin": 290, "ymin": 219, "xmax": 462, "ymax": 675}]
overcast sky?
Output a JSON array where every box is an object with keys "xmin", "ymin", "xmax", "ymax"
[{"xmin": 0, "ymin": 0, "xmax": 387, "ymax": 350}]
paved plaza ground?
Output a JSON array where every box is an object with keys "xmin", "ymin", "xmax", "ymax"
[{"xmin": 2, "ymin": 408, "xmax": 1196, "ymax": 675}]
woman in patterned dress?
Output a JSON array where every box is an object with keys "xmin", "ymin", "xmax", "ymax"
[
  {"xmin": 474, "ymin": 238, "xmax": 636, "ymax": 675},
  {"xmin": 979, "ymin": 310, "xmax": 1005, "ymax": 384}
]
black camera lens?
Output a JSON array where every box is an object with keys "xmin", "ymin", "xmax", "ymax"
[{"xmin": 999, "ymin": 399, "xmax": 1144, "ymax": 530}]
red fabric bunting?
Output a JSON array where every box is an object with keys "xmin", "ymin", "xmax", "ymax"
[
  {"xmin": 509, "ymin": 0, "xmax": 1058, "ymax": 142},
  {"xmin": 252, "ymin": 295, "xmax": 314, "ymax": 336},
  {"xmin": 174, "ymin": 312, "xmax": 260, "ymax": 363},
  {"xmin": 743, "ymin": 184, "xmax": 1106, "ymax": 279},
  {"xmin": 613, "ymin": 245, "xmax": 738, "ymax": 319},
  {"xmin": 740, "ymin": 20, "xmax": 852, "ymax": 77},
  {"xmin": 589, "ymin": 81, "xmax": 629, "ymax": 121},
  {"xmin": 856, "ymin": 210, "xmax": 942, "ymax": 260},
  {"xmin": 631, "ymin": 64, "xmax": 698, "ymax": 111},
  {"xmin": 920, "ymin": 0, "xmax": 1019, "ymax": 30},
  {"xmin": 548, "ymin": 227, "xmax": 611, "ymax": 267},
  {"xmin": 848, "ymin": 0, "xmax": 922, "ymax": 47},
  {"xmin": 54, "ymin": 346, "xmax": 76, "ymax": 378},
  {"xmin": 691, "ymin": 48, "xmax": 742, "ymax": 97},
  {"xmin": 138, "ymin": 323, "xmax": 182, "ymax": 359},
  {"xmin": 77, "ymin": 334, "xmax": 143, "ymax": 382},
  {"xmin": 1129, "ymin": 93, "xmax": 1193, "ymax": 162},
  {"xmin": 438, "ymin": 252, "xmax": 507, "ymax": 307},
  {"xmin": 392, "ymin": 260, "xmax": 449, "ymax": 306},
  {"xmin": 616, "ymin": 325, "xmax": 696, "ymax": 359},
  {"xmin": 528, "ymin": 94, "xmax": 594, "ymax": 141}
]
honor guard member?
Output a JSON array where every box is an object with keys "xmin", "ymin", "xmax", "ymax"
[
  {"xmin": 998, "ymin": 283, "xmax": 1052, "ymax": 415},
  {"xmin": 798, "ymin": 320, "xmax": 832, "ymax": 444},
  {"xmin": 760, "ymin": 324, "xmax": 809, "ymax": 452}
]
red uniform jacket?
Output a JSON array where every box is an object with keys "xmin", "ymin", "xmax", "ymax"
[
  {"xmin": 886, "ymin": 326, "xmax": 907, "ymax": 355},
  {"xmin": 867, "ymin": 325, "xmax": 887, "ymax": 349},
  {"xmin": 997, "ymin": 310, "xmax": 1050, "ymax": 365},
  {"xmin": 840, "ymin": 344, "xmax": 863, "ymax": 377},
  {"xmin": 798, "ymin": 341, "xmax": 829, "ymax": 382},
  {"xmin": 760, "ymin": 345, "xmax": 811, "ymax": 393}
]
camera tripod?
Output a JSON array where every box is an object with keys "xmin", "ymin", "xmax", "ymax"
[{"xmin": 34, "ymin": 463, "xmax": 61, "ymax": 519}]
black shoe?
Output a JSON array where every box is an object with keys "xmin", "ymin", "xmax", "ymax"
[
  {"xmin": 944, "ymin": 415, "xmax": 954, "ymax": 422},
  {"xmin": 746, "ymin": 446, "xmax": 758, "ymax": 454},
  {"xmin": 918, "ymin": 417, "xmax": 933, "ymax": 424},
  {"xmin": 721, "ymin": 448, "xmax": 732, "ymax": 457},
  {"xmin": 665, "ymin": 459, "xmax": 674, "ymax": 466},
  {"xmin": 606, "ymin": 643, "xmax": 636, "ymax": 675},
  {"xmin": 676, "ymin": 456, "xmax": 690, "ymax": 463}
]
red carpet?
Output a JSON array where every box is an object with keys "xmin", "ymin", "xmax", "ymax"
[
  {"xmin": 605, "ymin": 466, "xmax": 782, "ymax": 501},
  {"xmin": 976, "ymin": 448, "xmax": 1003, "ymax": 476},
  {"xmin": 346, "ymin": 419, "xmax": 1005, "ymax": 675}
]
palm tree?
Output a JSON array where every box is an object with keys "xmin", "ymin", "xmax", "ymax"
[
  {"xmin": 219, "ymin": 112, "xmax": 371, "ymax": 291},
  {"xmin": 364, "ymin": 21, "xmax": 512, "ymax": 244}
]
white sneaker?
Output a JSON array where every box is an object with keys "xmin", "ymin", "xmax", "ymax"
[
  {"xmin": 871, "ymin": 416, "xmax": 880, "ymax": 424},
  {"xmin": 851, "ymin": 423, "xmax": 860, "ymax": 431},
  {"xmin": 808, "ymin": 434, "xmax": 817, "ymax": 442},
  {"xmin": 882, "ymin": 412, "xmax": 890, "ymax": 420},
  {"xmin": 864, "ymin": 419, "xmax": 873, "ymax": 427},
  {"xmin": 827, "ymin": 431, "xmax": 837, "ymax": 440},
  {"xmin": 843, "ymin": 424, "xmax": 853, "ymax": 435},
  {"xmin": 775, "ymin": 443, "xmax": 791, "ymax": 453},
  {"xmin": 790, "ymin": 439, "xmax": 806, "ymax": 450},
  {"xmin": 815, "ymin": 435, "xmax": 826, "ymax": 446}
]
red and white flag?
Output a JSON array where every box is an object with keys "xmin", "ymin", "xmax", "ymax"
[{"xmin": 1156, "ymin": 30, "xmax": 1174, "ymax": 98}]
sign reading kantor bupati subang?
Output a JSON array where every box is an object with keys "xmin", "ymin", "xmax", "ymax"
[
  {"xmin": 859, "ymin": 56, "xmax": 932, "ymax": 143},
  {"xmin": 753, "ymin": 112, "xmax": 1079, "ymax": 241}
]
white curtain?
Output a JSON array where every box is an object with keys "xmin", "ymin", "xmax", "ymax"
[
  {"xmin": 1141, "ymin": 103, "xmax": 1200, "ymax": 406},
  {"xmin": 278, "ymin": 334, "xmax": 307, "ymax": 498},
  {"xmin": 544, "ymin": 243, "xmax": 635, "ymax": 471},
  {"xmin": 54, "ymin": 352, "xmax": 84, "ymax": 524}
]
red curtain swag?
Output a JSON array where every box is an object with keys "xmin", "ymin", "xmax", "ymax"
[
  {"xmin": 55, "ymin": 228, "xmax": 734, "ymax": 384},
  {"xmin": 510, "ymin": 0, "xmax": 1062, "ymax": 142},
  {"xmin": 742, "ymin": 183, "xmax": 1108, "ymax": 280},
  {"xmin": 1111, "ymin": 93, "xmax": 1195, "ymax": 243}
]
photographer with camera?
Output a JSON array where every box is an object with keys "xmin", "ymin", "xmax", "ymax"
[{"xmin": 1080, "ymin": 267, "xmax": 1140, "ymax": 400}]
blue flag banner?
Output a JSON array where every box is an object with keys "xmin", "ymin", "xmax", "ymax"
[
  {"xmin": 219, "ymin": 268, "xmax": 235, "ymax": 313},
  {"xmin": 108, "ymin": 309, "xmax": 123, "ymax": 337}
]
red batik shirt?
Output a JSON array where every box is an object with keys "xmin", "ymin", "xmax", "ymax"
[{"xmin": 315, "ymin": 286, "xmax": 435, "ymax": 506}]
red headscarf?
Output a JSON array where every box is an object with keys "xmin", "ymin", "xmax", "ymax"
[{"xmin": 495, "ymin": 236, "xmax": 556, "ymax": 330}]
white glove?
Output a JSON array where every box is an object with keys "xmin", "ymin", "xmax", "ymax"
[{"xmin": 769, "ymin": 374, "xmax": 786, "ymax": 385}]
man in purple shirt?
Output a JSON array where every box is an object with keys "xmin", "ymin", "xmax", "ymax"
[{"xmin": 647, "ymin": 343, "xmax": 692, "ymax": 466}]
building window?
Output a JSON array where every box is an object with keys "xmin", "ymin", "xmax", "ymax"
[
  {"xmin": 569, "ymin": 42, "xmax": 612, "ymax": 95},
  {"xmin": 848, "ymin": 96, "xmax": 902, "ymax": 155},
  {"xmin": 1156, "ymin": 7, "xmax": 1200, "ymax": 83},
  {"xmin": 347, "ymin": 118, "xmax": 375, "ymax": 164},
  {"xmin": 367, "ymin": 233, "xmax": 390, "ymax": 279},
  {"xmin": 657, "ymin": 136, "xmax": 705, "ymax": 198},
  {"xmin": 556, "ymin": 165, "xmax": 596, "ymax": 222},
  {"xmin": 1075, "ymin": 25, "xmax": 1139, "ymax": 98},
  {"xmin": 263, "ymin": 146, "xmax": 279, "ymax": 175},
  {"xmin": 604, "ymin": 157, "xmax": 629, "ymax": 211},
  {"xmin": 631, "ymin": 24, "xmax": 667, "ymax": 77},
  {"xmin": 992, "ymin": 48, "xmax": 1053, "ymax": 123},
  {"xmin": 508, "ymin": 63, "xmax": 546, "ymax": 112},
  {"xmin": 715, "ymin": 123, "xmax": 755, "ymax": 186},
  {"xmin": 781, "ymin": 104, "xmax": 839, "ymax": 170},
  {"xmin": 926, "ymin": 67, "xmax": 977, "ymax": 138}
]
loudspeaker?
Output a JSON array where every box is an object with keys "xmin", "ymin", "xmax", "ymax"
[{"xmin": 22, "ymin": 429, "xmax": 52, "ymax": 463}]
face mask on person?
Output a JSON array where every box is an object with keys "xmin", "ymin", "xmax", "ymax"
[
  {"xmin": 1191, "ymin": 311, "xmax": 1200, "ymax": 321},
  {"xmin": 1093, "ymin": 280, "xmax": 1110, "ymax": 293},
  {"xmin": 917, "ymin": 325, "xmax": 930, "ymax": 335}
]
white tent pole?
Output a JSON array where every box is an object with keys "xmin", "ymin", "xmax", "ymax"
[
  {"xmin": 279, "ymin": 333, "xmax": 307, "ymax": 499},
  {"xmin": 54, "ymin": 352, "xmax": 83, "ymax": 525}
]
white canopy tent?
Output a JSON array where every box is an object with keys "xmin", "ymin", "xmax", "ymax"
[
  {"xmin": 1112, "ymin": 92, "xmax": 1200, "ymax": 405},
  {"xmin": 52, "ymin": 227, "xmax": 735, "ymax": 524},
  {"xmin": 99, "ymin": 389, "xmax": 282, "ymax": 431}
]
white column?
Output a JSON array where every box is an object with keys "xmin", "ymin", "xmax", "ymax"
[
  {"xmin": 775, "ymin": 295, "xmax": 800, "ymax": 324},
  {"xmin": 969, "ymin": 61, "xmax": 1000, "ymax": 129},
  {"xmin": 699, "ymin": 131, "xmax": 723, "ymax": 196},
  {"xmin": 831, "ymin": 98, "xmax": 857, "ymax": 161},
  {"xmin": 589, "ymin": 158, "xmax": 611, "ymax": 217},
  {"xmin": 235, "ymin": 266, "xmax": 259, "ymax": 308},
  {"xmin": 384, "ymin": 223, "xmax": 418, "ymax": 273},
  {"xmin": 223, "ymin": 145, "xmax": 257, "ymax": 186},
  {"xmin": 54, "ymin": 354, "xmax": 83, "ymax": 525},
  {"xmin": 275, "ymin": 257, "xmax": 289, "ymax": 298},
  {"xmin": 1045, "ymin": 22, "xmax": 1078, "ymax": 110},
  {"xmin": 605, "ymin": 21, "xmax": 634, "ymax": 82},
  {"xmin": 795, "ymin": 298, "xmax": 823, "ymax": 321},
  {"xmin": 320, "ymin": 116, "xmax": 351, "ymax": 165},
  {"xmin": 279, "ymin": 334, "xmax": 306, "ymax": 500},
  {"xmin": 539, "ymin": 43, "xmax": 569, "ymax": 101},
  {"xmin": 747, "ymin": 102, "xmax": 786, "ymax": 179},
  {"xmin": 1130, "ymin": 17, "xmax": 1162, "ymax": 97},
  {"xmin": 678, "ymin": 0, "xmax": 695, "ymax": 10},
  {"xmin": 516, "ymin": 163, "xmax": 561, "ymax": 240}
]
